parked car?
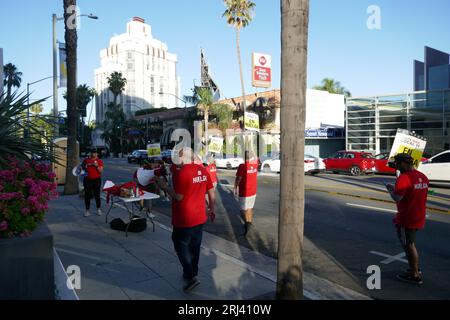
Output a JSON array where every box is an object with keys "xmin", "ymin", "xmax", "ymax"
[
  {"xmin": 260, "ymin": 154, "xmax": 325, "ymax": 174},
  {"xmin": 374, "ymin": 152, "xmax": 428, "ymax": 175},
  {"xmin": 127, "ymin": 150, "xmax": 149, "ymax": 164},
  {"xmin": 323, "ymin": 151, "xmax": 376, "ymax": 176},
  {"xmin": 215, "ymin": 157, "xmax": 244, "ymax": 169},
  {"xmin": 418, "ymin": 150, "xmax": 450, "ymax": 186}
]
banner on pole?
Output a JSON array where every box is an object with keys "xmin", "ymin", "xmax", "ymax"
[
  {"xmin": 147, "ymin": 143, "xmax": 161, "ymax": 157},
  {"xmin": 244, "ymin": 112, "xmax": 260, "ymax": 132},
  {"xmin": 388, "ymin": 129, "xmax": 427, "ymax": 168},
  {"xmin": 59, "ymin": 43, "xmax": 67, "ymax": 88}
]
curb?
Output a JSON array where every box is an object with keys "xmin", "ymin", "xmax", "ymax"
[{"xmin": 306, "ymin": 188, "xmax": 450, "ymax": 215}]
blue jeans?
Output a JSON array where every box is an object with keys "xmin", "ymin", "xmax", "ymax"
[{"xmin": 172, "ymin": 224, "xmax": 204, "ymax": 280}]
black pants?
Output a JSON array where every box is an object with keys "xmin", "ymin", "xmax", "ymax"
[
  {"xmin": 172, "ymin": 224, "xmax": 204, "ymax": 280},
  {"xmin": 83, "ymin": 178, "xmax": 101, "ymax": 210}
]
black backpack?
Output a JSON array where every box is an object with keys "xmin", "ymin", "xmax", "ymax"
[{"xmin": 110, "ymin": 216, "xmax": 147, "ymax": 233}]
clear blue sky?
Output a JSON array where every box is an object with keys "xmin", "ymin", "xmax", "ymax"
[{"xmin": 2, "ymin": 0, "xmax": 450, "ymax": 119}]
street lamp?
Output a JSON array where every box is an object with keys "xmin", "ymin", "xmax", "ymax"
[
  {"xmin": 159, "ymin": 91, "xmax": 187, "ymax": 108},
  {"xmin": 52, "ymin": 12, "xmax": 98, "ymax": 139},
  {"xmin": 25, "ymin": 76, "xmax": 53, "ymax": 138}
]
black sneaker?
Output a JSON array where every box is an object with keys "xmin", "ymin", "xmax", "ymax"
[
  {"xmin": 396, "ymin": 273, "xmax": 423, "ymax": 285},
  {"xmin": 404, "ymin": 269, "xmax": 423, "ymax": 277},
  {"xmin": 183, "ymin": 278, "xmax": 200, "ymax": 292}
]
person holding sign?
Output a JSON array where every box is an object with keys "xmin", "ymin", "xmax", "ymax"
[
  {"xmin": 81, "ymin": 149, "xmax": 104, "ymax": 217},
  {"xmin": 385, "ymin": 153, "xmax": 429, "ymax": 285},
  {"xmin": 234, "ymin": 151, "xmax": 258, "ymax": 236},
  {"xmin": 155, "ymin": 148, "xmax": 216, "ymax": 293}
]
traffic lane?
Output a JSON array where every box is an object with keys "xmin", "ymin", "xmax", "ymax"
[{"xmin": 305, "ymin": 191, "xmax": 450, "ymax": 300}]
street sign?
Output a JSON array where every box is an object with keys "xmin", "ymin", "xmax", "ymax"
[
  {"xmin": 388, "ymin": 129, "xmax": 427, "ymax": 168},
  {"xmin": 147, "ymin": 143, "xmax": 161, "ymax": 157},
  {"xmin": 252, "ymin": 53, "xmax": 272, "ymax": 88},
  {"xmin": 244, "ymin": 112, "xmax": 260, "ymax": 132},
  {"xmin": 209, "ymin": 137, "xmax": 224, "ymax": 154}
]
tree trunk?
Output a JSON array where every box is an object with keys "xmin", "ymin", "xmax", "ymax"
[
  {"xmin": 63, "ymin": 0, "xmax": 79, "ymax": 195},
  {"xmin": 277, "ymin": 0, "xmax": 309, "ymax": 300},
  {"xmin": 236, "ymin": 28, "xmax": 247, "ymax": 129}
]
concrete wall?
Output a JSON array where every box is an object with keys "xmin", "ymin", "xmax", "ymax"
[{"xmin": 306, "ymin": 138, "xmax": 346, "ymax": 159}]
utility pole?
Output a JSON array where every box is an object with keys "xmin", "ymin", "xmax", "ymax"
[{"xmin": 277, "ymin": 0, "xmax": 310, "ymax": 300}]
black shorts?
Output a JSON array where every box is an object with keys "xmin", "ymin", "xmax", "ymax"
[{"xmin": 396, "ymin": 226, "xmax": 418, "ymax": 246}]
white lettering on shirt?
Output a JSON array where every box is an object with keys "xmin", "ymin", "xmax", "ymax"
[
  {"xmin": 193, "ymin": 175, "xmax": 207, "ymax": 184},
  {"xmin": 414, "ymin": 183, "xmax": 428, "ymax": 190}
]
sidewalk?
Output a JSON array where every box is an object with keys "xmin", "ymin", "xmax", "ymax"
[{"xmin": 46, "ymin": 190, "xmax": 370, "ymax": 300}]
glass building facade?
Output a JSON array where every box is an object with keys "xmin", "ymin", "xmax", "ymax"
[{"xmin": 346, "ymin": 89, "xmax": 450, "ymax": 157}]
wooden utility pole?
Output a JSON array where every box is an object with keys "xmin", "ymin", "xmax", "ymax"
[{"xmin": 277, "ymin": 0, "xmax": 310, "ymax": 300}]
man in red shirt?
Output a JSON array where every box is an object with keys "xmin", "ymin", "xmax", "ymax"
[
  {"xmin": 234, "ymin": 151, "xmax": 258, "ymax": 236},
  {"xmin": 386, "ymin": 153, "xmax": 429, "ymax": 285},
  {"xmin": 81, "ymin": 149, "xmax": 104, "ymax": 217},
  {"xmin": 205, "ymin": 157, "xmax": 218, "ymax": 189},
  {"xmin": 156, "ymin": 148, "xmax": 215, "ymax": 292}
]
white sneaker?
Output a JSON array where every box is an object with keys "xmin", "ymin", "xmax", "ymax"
[
  {"xmin": 84, "ymin": 210, "xmax": 91, "ymax": 217},
  {"xmin": 97, "ymin": 209, "xmax": 103, "ymax": 216}
]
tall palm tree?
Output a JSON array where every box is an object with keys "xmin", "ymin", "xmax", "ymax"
[
  {"xmin": 107, "ymin": 71, "xmax": 127, "ymax": 106},
  {"xmin": 277, "ymin": 0, "xmax": 309, "ymax": 300},
  {"xmin": 3, "ymin": 63, "xmax": 23, "ymax": 98},
  {"xmin": 63, "ymin": 0, "xmax": 79, "ymax": 195},
  {"xmin": 222, "ymin": 0, "xmax": 256, "ymax": 114},
  {"xmin": 313, "ymin": 78, "xmax": 351, "ymax": 97}
]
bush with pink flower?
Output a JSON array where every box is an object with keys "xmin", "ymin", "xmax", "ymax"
[{"xmin": 0, "ymin": 157, "xmax": 58, "ymax": 238}]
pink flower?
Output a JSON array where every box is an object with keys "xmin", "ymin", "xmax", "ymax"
[
  {"xmin": 21, "ymin": 207, "xmax": 31, "ymax": 215},
  {"xmin": 0, "ymin": 192, "xmax": 22, "ymax": 201},
  {"xmin": 0, "ymin": 221, "xmax": 8, "ymax": 231},
  {"xmin": 0, "ymin": 170, "xmax": 14, "ymax": 182}
]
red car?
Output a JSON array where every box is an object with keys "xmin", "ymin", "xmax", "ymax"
[
  {"xmin": 324, "ymin": 151, "xmax": 376, "ymax": 176},
  {"xmin": 374, "ymin": 153, "xmax": 428, "ymax": 175}
]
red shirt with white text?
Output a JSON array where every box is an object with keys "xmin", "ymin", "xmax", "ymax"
[
  {"xmin": 172, "ymin": 164, "xmax": 214, "ymax": 228},
  {"xmin": 236, "ymin": 162, "xmax": 258, "ymax": 197},
  {"xmin": 393, "ymin": 170, "xmax": 429, "ymax": 229},
  {"xmin": 206, "ymin": 164, "xmax": 218, "ymax": 184},
  {"xmin": 83, "ymin": 158, "xmax": 103, "ymax": 180}
]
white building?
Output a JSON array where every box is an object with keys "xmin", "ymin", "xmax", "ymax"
[{"xmin": 95, "ymin": 17, "xmax": 181, "ymax": 123}]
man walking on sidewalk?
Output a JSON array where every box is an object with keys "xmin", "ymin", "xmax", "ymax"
[
  {"xmin": 81, "ymin": 149, "xmax": 104, "ymax": 217},
  {"xmin": 386, "ymin": 153, "xmax": 429, "ymax": 285},
  {"xmin": 156, "ymin": 148, "xmax": 216, "ymax": 292},
  {"xmin": 234, "ymin": 151, "xmax": 258, "ymax": 236}
]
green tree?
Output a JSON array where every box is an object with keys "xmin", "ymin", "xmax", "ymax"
[
  {"xmin": 107, "ymin": 72, "xmax": 127, "ymax": 105},
  {"xmin": 63, "ymin": 0, "xmax": 79, "ymax": 195},
  {"xmin": 3, "ymin": 63, "xmax": 23, "ymax": 99},
  {"xmin": 222, "ymin": 0, "xmax": 256, "ymax": 112},
  {"xmin": 101, "ymin": 102, "xmax": 126, "ymax": 157},
  {"xmin": 277, "ymin": 0, "xmax": 309, "ymax": 300},
  {"xmin": 30, "ymin": 103, "xmax": 44, "ymax": 114},
  {"xmin": 313, "ymin": 78, "xmax": 351, "ymax": 97}
]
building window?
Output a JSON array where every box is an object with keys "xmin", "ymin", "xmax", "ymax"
[
  {"xmin": 128, "ymin": 63, "xmax": 133, "ymax": 70},
  {"xmin": 128, "ymin": 52, "xmax": 133, "ymax": 59}
]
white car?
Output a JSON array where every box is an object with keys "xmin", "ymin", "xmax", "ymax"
[
  {"xmin": 418, "ymin": 150, "xmax": 450, "ymax": 186},
  {"xmin": 260, "ymin": 154, "xmax": 325, "ymax": 174},
  {"xmin": 215, "ymin": 157, "xmax": 245, "ymax": 169}
]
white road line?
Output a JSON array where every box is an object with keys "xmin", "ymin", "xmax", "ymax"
[
  {"xmin": 370, "ymin": 251, "xmax": 408, "ymax": 264},
  {"xmin": 346, "ymin": 203, "xmax": 397, "ymax": 213}
]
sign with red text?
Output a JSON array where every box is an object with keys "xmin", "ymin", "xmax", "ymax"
[{"xmin": 252, "ymin": 53, "xmax": 272, "ymax": 88}]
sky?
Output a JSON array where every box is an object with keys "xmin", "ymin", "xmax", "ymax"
[{"xmin": 1, "ymin": 0, "xmax": 450, "ymax": 120}]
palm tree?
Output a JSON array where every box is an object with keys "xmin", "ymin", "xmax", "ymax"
[
  {"xmin": 101, "ymin": 102, "xmax": 126, "ymax": 157},
  {"xmin": 222, "ymin": 0, "xmax": 256, "ymax": 114},
  {"xmin": 3, "ymin": 63, "xmax": 23, "ymax": 99},
  {"xmin": 107, "ymin": 72, "xmax": 127, "ymax": 106},
  {"xmin": 63, "ymin": 0, "xmax": 79, "ymax": 195},
  {"xmin": 313, "ymin": 78, "xmax": 351, "ymax": 97},
  {"xmin": 277, "ymin": 0, "xmax": 309, "ymax": 300}
]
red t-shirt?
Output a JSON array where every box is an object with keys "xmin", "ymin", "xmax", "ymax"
[
  {"xmin": 393, "ymin": 170, "xmax": 429, "ymax": 229},
  {"xmin": 133, "ymin": 170, "xmax": 156, "ymax": 192},
  {"xmin": 236, "ymin": 162, "xmax": 258, "ymax": 197},
  {"xmin": 172, "ymin": 164, "xmax": 214, "ymax": 228},
  {"xmin": 83, "ymin": 158, "xmax": 103, "ymax": 180},
  {"xmin": 205, "ymin": 164, "xmax": 218, "ymax": 184}
]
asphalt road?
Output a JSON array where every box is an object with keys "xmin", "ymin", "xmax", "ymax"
[{"xmin": 100, "ymin": 158, "xmax": 450, "ymax": 300}]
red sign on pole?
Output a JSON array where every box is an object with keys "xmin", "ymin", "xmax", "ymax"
[{"xmin": 252, "ymin": 53, "xmax": 272, "ymax": 88}]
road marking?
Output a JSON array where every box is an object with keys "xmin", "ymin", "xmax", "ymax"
[
  {"xmin": 370, "ymin": 251, "xmax": 408, "ymax": 265},
  {"xmin": 346, "ymin": 203, "xmax": 397, "ymax": 213}
]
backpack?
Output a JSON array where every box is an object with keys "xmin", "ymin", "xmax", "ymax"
[
  {"xmin": 110, "ymin": 218, "xmax": 127, "ymax": 231},
  {"xmin": 127, "ymin": 216, "xmax": 147, "ymax": 233}
]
